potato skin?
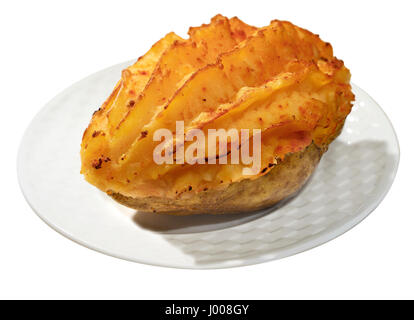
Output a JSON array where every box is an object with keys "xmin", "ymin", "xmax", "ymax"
[{"xmin": 110, "ymin": 143, "xmax": 324, "ymax": 215}]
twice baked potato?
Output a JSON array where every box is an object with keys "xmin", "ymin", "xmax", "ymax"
[{"xmin": 80, "ymin": 15, "xmax": 354, "ymax": 215}]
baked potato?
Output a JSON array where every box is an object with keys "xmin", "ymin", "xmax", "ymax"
[{"xmin": 80, "ymin": 15, "xmax": 354, "ymax": 215}]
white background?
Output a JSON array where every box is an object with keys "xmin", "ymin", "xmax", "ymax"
[{"xmin": 1, "ymin": 0, "xmax": 413, "ymax": 299}]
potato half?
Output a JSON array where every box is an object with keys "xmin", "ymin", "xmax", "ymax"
[{"xmin": 80, "ymin": 15, "xmax": 354, "ymax": 214}]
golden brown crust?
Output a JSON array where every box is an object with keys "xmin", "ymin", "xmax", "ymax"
[
  {"xmin": 80, "ymin": 16, "xmax": 354, "ymax": 215},
  {"xmin": 110, "ymin": 143, "xmax": 323, "ymax": 215}
]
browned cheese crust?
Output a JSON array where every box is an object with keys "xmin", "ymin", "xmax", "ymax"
[{"xmin": 80, "ymin": 15, "xmax": 354, "ymax": 215}]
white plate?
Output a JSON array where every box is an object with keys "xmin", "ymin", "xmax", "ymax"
[{"xmin": 17, "ymin": 61, "xmax": 400, "ymax": 269}]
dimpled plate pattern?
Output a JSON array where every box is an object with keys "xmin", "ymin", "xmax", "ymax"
[{"xmin": 17, "ymin": 61, "xmax": 400, "ymax": 269}]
